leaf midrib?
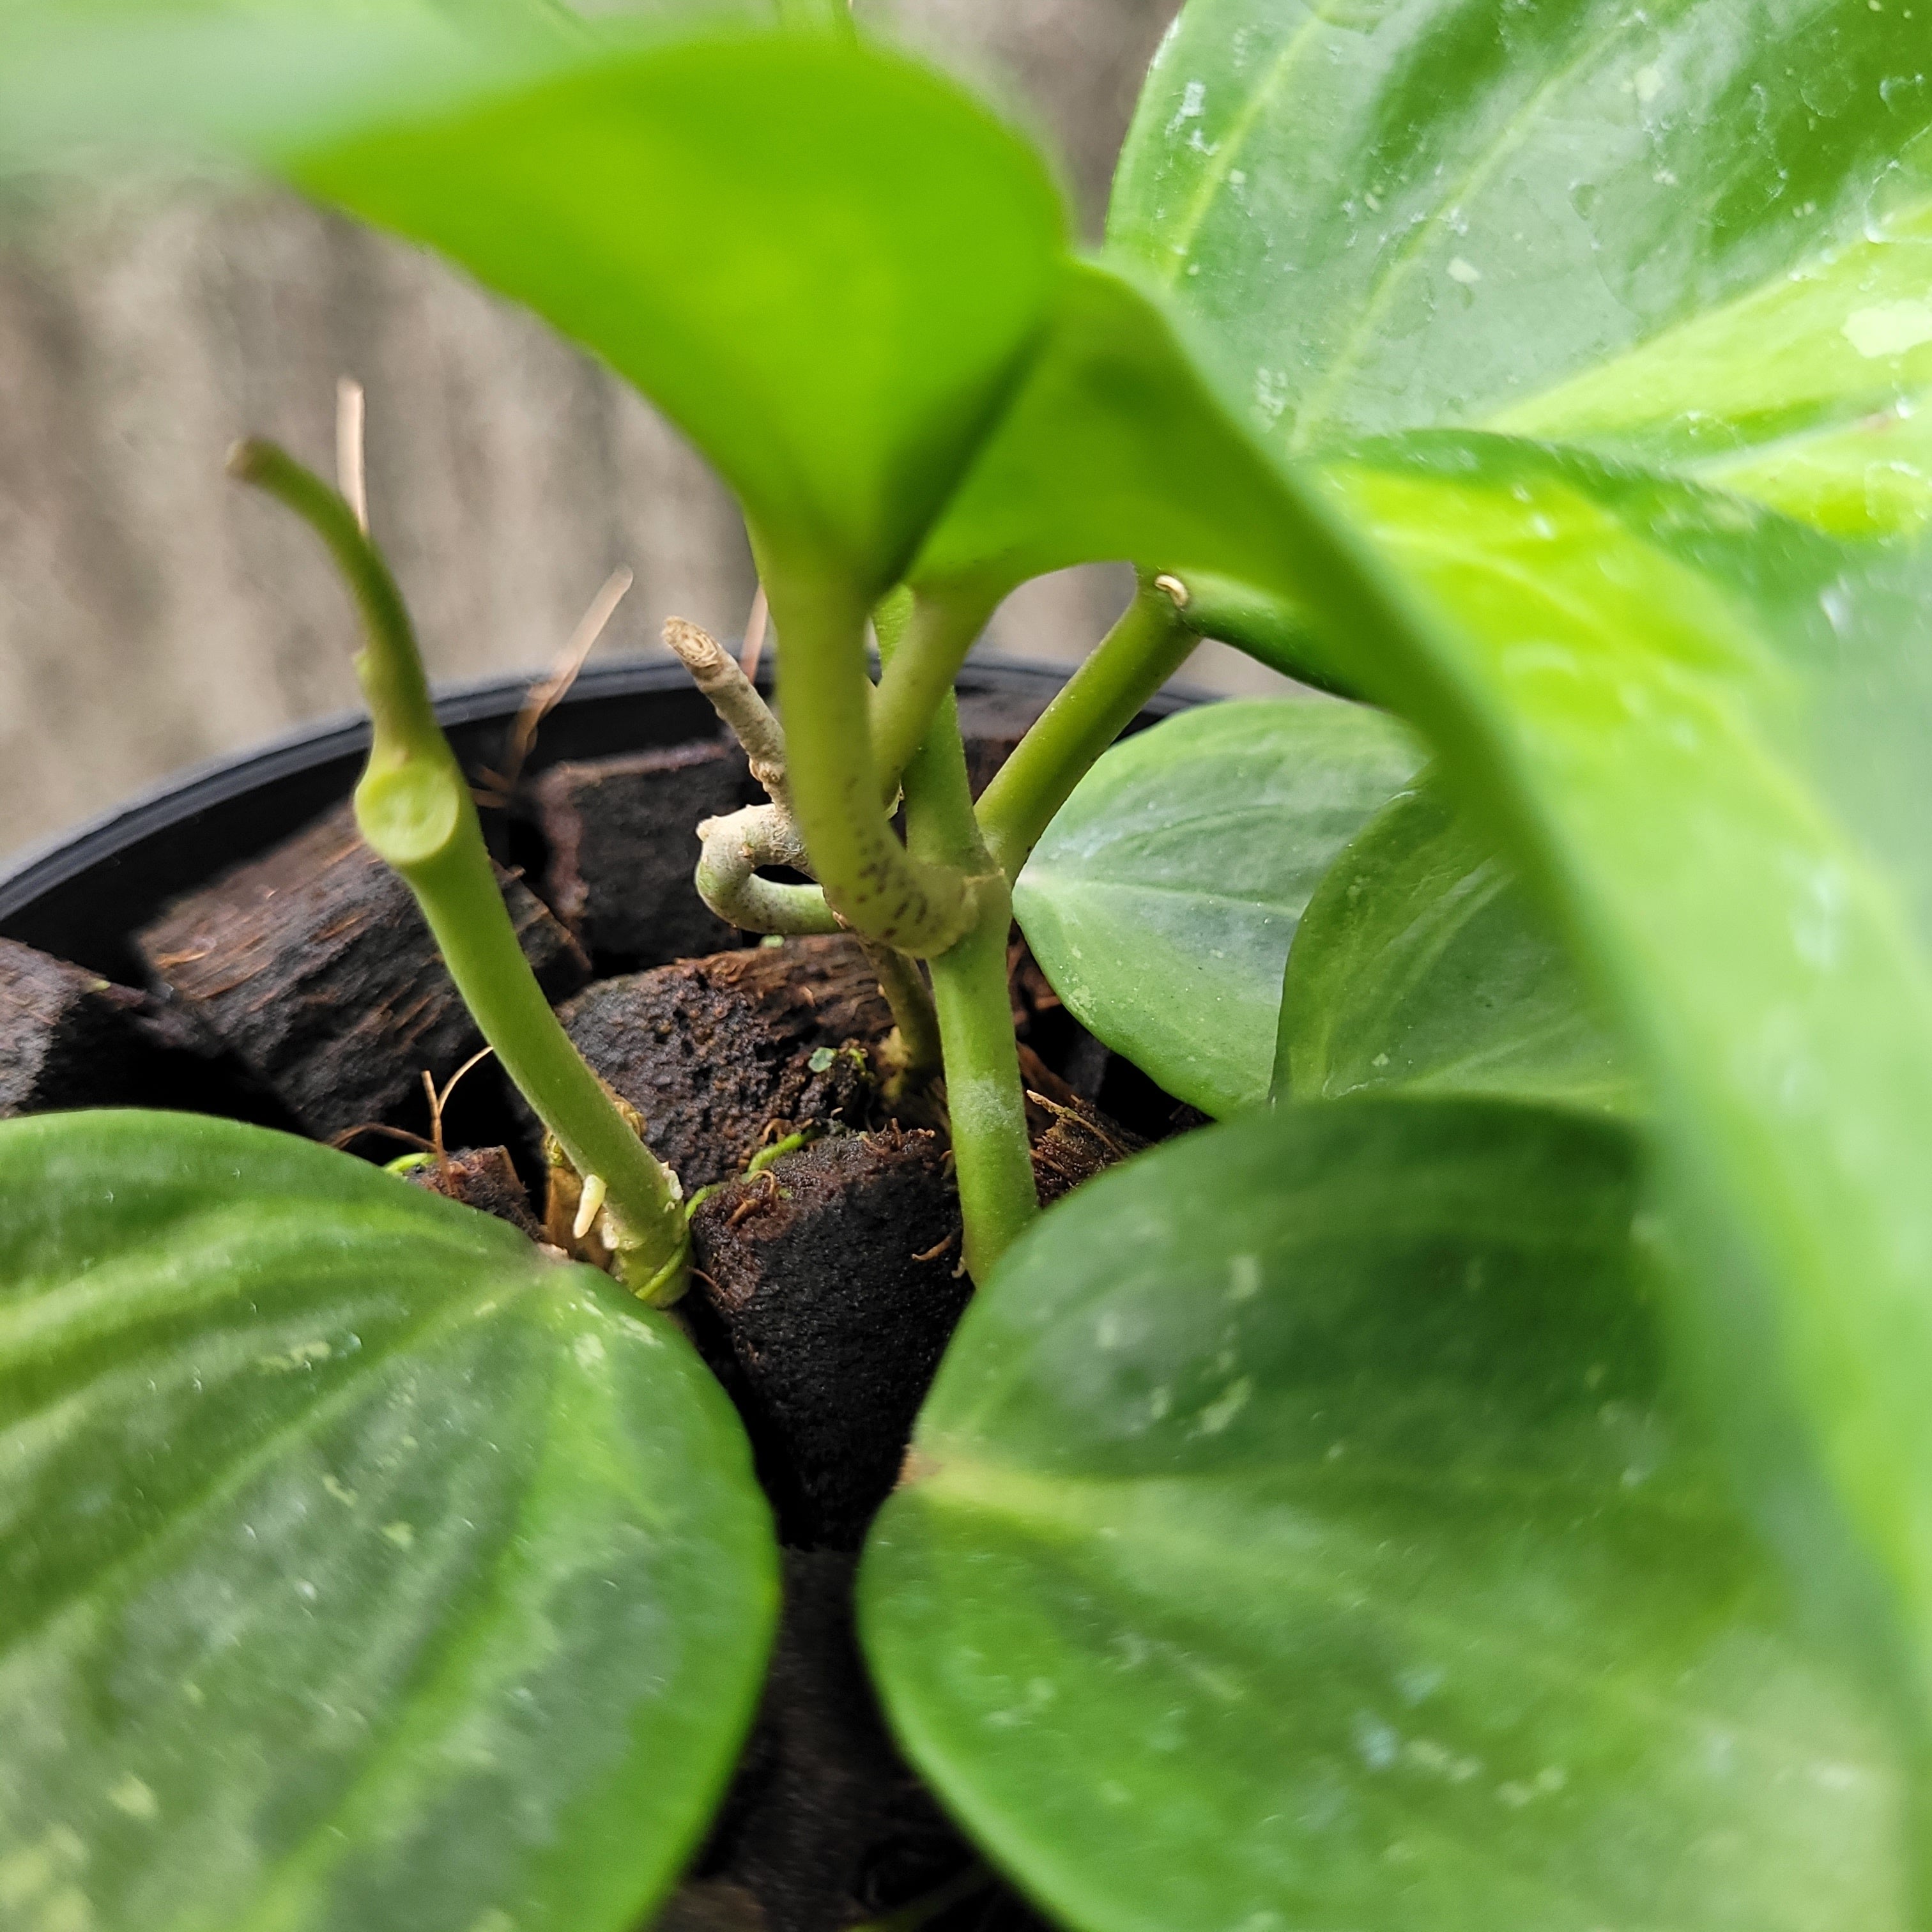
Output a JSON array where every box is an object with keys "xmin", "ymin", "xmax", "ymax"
[
  {"xmin": 1146, "ymin": 0, "xmax": 1339, "ymax": 278},
  {"xmin": 217, "ymin": 1334, "xmax": 577, "ymax": 1932},
  {"xmin": 897, "ymin": 1453, "xmax": 1814, "ymax": 1758},
  {"xmin": 1289, "ymin": 0, "xmax": 1669, "ymax": 448},
  {"xmin": 0, "ymin": 1266, "xmax": 544, "ymax": 1667},
  {"xmin": 1022, "ymin": 873, "xmax": 1302, "ymax": 916}
]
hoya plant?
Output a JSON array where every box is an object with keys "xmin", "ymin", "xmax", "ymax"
[{"xmin": 3, "ymin": 0, "xmax": 1930, "ymax": 1928}]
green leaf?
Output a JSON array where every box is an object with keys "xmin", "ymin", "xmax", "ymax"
[
  {"xmin": 0, "ymin": 0, "xmax": 584, "ymax": 176},
  {"xmin": 905, "ymin": 259, "xmax": 1365, "ymax": 694},
  {"xmin": 1112, "ymin": 0, "xmax": 1932, "ymax": 1717},
  {"xmin": 862, "ymin": 1098, "xmax": 1912, "ymax": 1932},
  {"xmin": 1287, "ymin": 434, "xmax": 1932, "ymax": 1705},
  {"xmin": 1, "ymin": 17, "xmax": 1064, "ymax": 593},
  {"xmin": 1013, "ymin": 696, "xmax": 1421, "ymax": 1117},
  {"xmin": 1277, "ymin": 769, "xmax": 1640, "ymax": 1113},
  {"xmin": 1109, "ymin": 0, "xmax": 1932, "ymax": 533},
  {"xmin": 905, "ymin": 261, "xmax": 1291, "ymax": 597},
  {"xmin": 0, "ymin": 1109, "xmax": 776, "ymax": 1932},
  {"xmin": 296, "ymin": 34, "xmax": 1066, "ymax": 588}
]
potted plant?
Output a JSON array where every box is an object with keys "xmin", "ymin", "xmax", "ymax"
[{"xmin": 1, "ymin": 2, "xmax": 1928, "ymax": 1929}]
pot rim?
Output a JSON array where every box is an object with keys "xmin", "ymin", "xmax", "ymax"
[{"xmin": 0, "ymin": 651, "xmax": 1207, "ymax": 978}]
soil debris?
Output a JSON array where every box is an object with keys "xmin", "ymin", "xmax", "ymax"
[
  {"xmin": 402, "ymin": 1145, "xmax": 542, "ymax": 1237},
  {"xmin": 1029, "ymin": 1090, "xmax": 1148, "ymax": 1206},
  {"xmin": 137, "ymin": 801, "xmax": 585, "ymax": 1140},
  {"xmin": 1006, "ymin": 938, "xmax": 1113, "ymax": 1112},
  {"xmin": 689, "ymin": 1128, "xmax": 965, "ymax": 1549},
  {"xmin": 559, "ymin": 935, "xmax": 893, "ymax": 1193}
]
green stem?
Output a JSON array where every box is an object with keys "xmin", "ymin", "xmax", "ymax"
[
  {"xmin": 762, "ymin": 561, "xmax": 976, "ymax": 956},
  {"xmin": 930, "ymin": 880, "xmax": 1038, "ymax": 1282},
  {"xmin": 390, "ymin": 831, "xmax": 688, "ymax": 1298},
  {"xmin": 976, "ymin": 577, "xmax": 1196, "ymax": 881},
  {"xmin": 229, "ymin": 441, "xmax": 434, "ymax": 773},
  {"xmin": 229, "ymin": 440, "xmax": 688, "ymax": 1302},
  {"xmin": 898, "ymin": 617, "xmax": 1038, "ymax": 1282},
  {"xmin": 1165, "ymin": 567, "xmax": 1358, "ymax": 701},
  {"xmin": 855, "ymin": 587, "xmax": 948, "ymax": 1091},
  {"xmin": 870, "ymin": 585, "xmax": 995, "ymax": 801},
  {"xmin": 858, "ymin": 937, "xmax": 944, "ymax": 1091}
]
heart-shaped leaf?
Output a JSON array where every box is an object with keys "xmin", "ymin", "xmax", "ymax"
[
  {"xmin": 1013, "ymin": 696, "xmax": 1420, "ymax": 1117},
  {"xmin": 1108, "ymin": 0, "xmax": 1932, "ymax": 535},
  {"xmin": 1276, "ymin": 769, "xmax": 1639, "ymax": 1113},
  {"xmin": 296, "ymin": 34, "xmax": 1066, "ymax": 591},
  {"xmin": 0, "ymin": 1109, "xmax": 776, "ymax": 1932},
  {"xmin": 862, "ymin": 1097, "xmax": 1912, "ymax": 1932}
]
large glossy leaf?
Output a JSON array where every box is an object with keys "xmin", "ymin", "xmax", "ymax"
[
  {"xmin": 0, "ymin": 1109, "xmax": 777, "ymax": 1932},
  {"xmin": 296, "ymin": 34, "xmax": 1066, "ymax": 589},
  {"xmin": 1276, "ymin": 770, "xmax": 1639, "ymax": 1113},
  {"xmin": 1109, "ymin": 0, "xmax": 1932, "ymax": 1733},
  {"xmin": 1285, "ymin": 436, "xmax": 1932, "ymax": 1701},
  {"xmin": 862, "ymin": 1097, "xmax": 1912, "ymax": 1932},
  {"xmin": 1013, "ymin": 696, "xmax": 1421, "ymax": 1117},
  {"xmin": 1108, "ymin": 0, "xmax": 1932, "ymax": 534}
]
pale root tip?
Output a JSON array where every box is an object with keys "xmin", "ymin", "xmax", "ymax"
[
  {"xmin": 336, "ymin": 377, "xmax": 369, "ymax": 535},
  {"xmin": 572, "ymin": 1173, "xmax": 610, "ymax": 1243},
  {"xmin": 1153, "ymin": 573, "xmax": 1191, "ymax": 610}
]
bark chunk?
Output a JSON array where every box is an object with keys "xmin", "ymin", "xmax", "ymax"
[
  {"xmin": 651, "ymin": 1882, "xmax": 768, "ymax": 1932},
  {"xmin": 533, "ymin": 738, "xmax": 751, "ymax": 967},
  {"xmin": 528, "ymin": 710, "xmax": 1039, "ymax": 979},
  {"xmin": 137, "ymin": 801, "xmax": 586, "ymax": 1140},
  {"xmin": 0, "ymin": 939, "xmax": 160, "ymax": 1116},
  {"xmin": 559, "ymin": 935, "xmax": 893, "ymax": 1193},
  {"xmin": 689, "ymin": 1129, "xmax": 965, "ymax": 1549}
]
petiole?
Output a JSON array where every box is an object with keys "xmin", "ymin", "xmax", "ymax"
[
  {"xmin": 228, "ymin": 437, "xmax": 690, "ymax": 1303},
  {"xmin": 977, "ymin": 574, "xmax": 1195, "ymax": 880}
]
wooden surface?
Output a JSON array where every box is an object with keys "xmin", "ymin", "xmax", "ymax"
[{"xmin": 0, "ymin": 0, "xmax": 1279, "ymax": 870}]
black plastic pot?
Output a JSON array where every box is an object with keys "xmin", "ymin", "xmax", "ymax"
[
  {"xmin": 0, "ymin": 654, "xmax": 1191, "ymax": 984},
  {"xmin": 0, "ymin": 651, "xmax": 1206, "ymax": 1932}
]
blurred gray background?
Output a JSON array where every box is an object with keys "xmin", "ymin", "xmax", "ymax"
[{"xmin": 0, "ymin": 0, "xmax": 1281, "ymax": 868}]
